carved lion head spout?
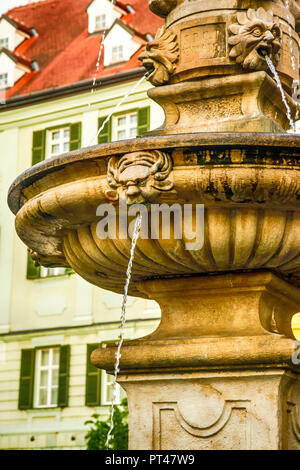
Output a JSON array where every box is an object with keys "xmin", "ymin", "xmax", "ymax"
[
  {"xmin": 106, "ymin": 151, "xmax": 174, "ymax": 205},
  {"xmin": 139, "ymin": 26, "xmax": 179, "ymax": 86},
  {"xmin": 228, "ymin": 8, "xmax": 282, "ymax": 71}
]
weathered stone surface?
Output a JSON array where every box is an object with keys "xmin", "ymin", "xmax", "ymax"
[{"xmin": 139, "ymin": 0, "xmax": 300, "ymax": 133}]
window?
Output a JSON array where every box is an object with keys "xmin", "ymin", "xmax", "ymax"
[
  {"xmin": 111, "ymin": 45, "xmax": 124, "ymax": 63},
  {"xmin": 48, "ymin": 127, "xmax": 70, "ymax": 158},
  {"xmin": 114, "ymin": 112, "xmax": 137, "ymax": 141},
  {"xmin": 0, "ymin": 73, "xmax": 8, "ymax": 88},
  {"xmin": 18, "ymin": 346, "xmax": 70, "ymax": 410},
  {"xmin": 40, "ymin": 267, "xmax": 69, "ymax": 278},
  {"xmin": 95, "ymin": 14, "xmax": 106, "ymax": 30},
  {"xmin": 0, "ymin": 37, "xmax": 9, "ymax": 48},
  {"xmin": 34, "ymin": 348, "xmax": 60, "ymax": 408},
  {"xmin": 102, "ymin": 372, "xmax": 122, "ymax": 405},
  {"xmin": 27, "ymin": 250, "xmax": 73, "ymax": 279},
  {"xmin": 98, "ymin": 107, "xmax": 150, "ymax": 144},
  {"xmin": 85, "ymin": 343, "xmax": 126, "ymax": 406}
]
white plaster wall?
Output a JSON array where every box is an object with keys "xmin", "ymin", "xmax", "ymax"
[
  {"xmin": 0, "ymin": 128, "xmax": 19, "ymax": 333},
  {"xmin": 14, "ymin": 65, "xmax": 26, "ymax": 84},
  {"xmin": 0, "ymin": 18, "xmax": 26, "ymax": 51},
  {"xmin": 0, "ymin": 54, "xmax": 26, "ymax": 88},
  {"xmin": 0, "ymin": 18, "xmax": 15, "ymax": 51},
  {"xmin": 81, "ymin": 109, "xmax": 98, "ymax": 147},
  {"xmin": 0, "ymin": 53, "xmax": 15, "ymax": 87}
]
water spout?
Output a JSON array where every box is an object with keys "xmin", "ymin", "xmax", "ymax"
[{"xmin": 265, "ymin": 55, "xmax": 295, "ymax": 131}]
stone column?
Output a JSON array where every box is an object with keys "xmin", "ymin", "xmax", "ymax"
[{"xmin": 91, "ymin": 272, "xmax": 300, "ymax": 450}]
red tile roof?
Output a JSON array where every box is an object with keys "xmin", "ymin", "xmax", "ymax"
[{"xmin": 3, "ymin": 0, "xmax": 162, "ymax": 102}]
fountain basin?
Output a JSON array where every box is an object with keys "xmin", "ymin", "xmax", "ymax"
[{"xmin": 8, "ymin": 132, "xmax": 300, "ymax": 299}]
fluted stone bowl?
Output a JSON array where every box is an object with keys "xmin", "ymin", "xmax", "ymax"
[{"xmin": 8, "ymin": 133, "xmax": 300, "ymax": 297}]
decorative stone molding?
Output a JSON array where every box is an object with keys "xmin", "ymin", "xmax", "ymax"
[
  {"xmin": 139, "ymin": 26, "xmax": 179, "ymax": 86},
  {"xmin": 228, "ymin": 8, "xmax": 282, "ymax": 71},
  {"xmin": 106, "ymin": 150, "xmax": 174, "ymax": 204},
  {"xmin": 152, "ymin": 387, "xmax": 252, "ymax": 449}
]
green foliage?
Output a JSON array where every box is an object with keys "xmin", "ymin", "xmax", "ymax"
[{"xmin": 84, "ymin": 398, "xmax": 128, "ymax": 450}]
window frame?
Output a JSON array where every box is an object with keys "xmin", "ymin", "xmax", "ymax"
[
  {"xmin": 111, "ymin": 111, "xmax": 138, "ymax": 141},
  {"xmin": 111, "ymin": 44, "xmax": 124, "ymax": 63},
  {"xmin": 46, "ymin": 126, "xmax": 70, "ymax": 159},
  {"xmin": 101, "ymin": 371, "xmax": 122, "ymax": 406},
  {"xmin": 0, "ymin": 72, "xmax": 9, "ymax": 89},
  {"xmin": 95, "ymin": 14, "xmax": 106, "ymax": 31},
  {"xmin": 0, "ymin": 37, "xmax": 9, "ymax": 48},
  {"xmin": 34, "ymin": 347, "xmax": 60, "ymax": 409},
  {"xmin": 40, "ymin": 266, "xmax": 70, "ymax": 278},
  {"xmin": 99, "ymin": 341, "xmax": 126, "ymax": 406}
]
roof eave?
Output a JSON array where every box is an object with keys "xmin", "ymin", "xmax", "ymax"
[{"xmin": 1, "ymin": 66, "xmax": 146, "ymax": 110}]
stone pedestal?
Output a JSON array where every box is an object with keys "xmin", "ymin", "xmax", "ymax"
[
  {"xmin": 147, "ymin": 71, "xmax": 297, "ymax": 134},
  {"xmin": 122, "ymin": 370, "xmax": 300, "ymax": 450},
  {"xmin": 91, "ymin": 272, "xmax": 300, "ymax": 450}
]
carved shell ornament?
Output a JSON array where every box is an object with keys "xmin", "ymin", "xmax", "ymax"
[
  {"xmin": 106, "ymin": 151, "xmax": 174, "ymax": 205},
  {"xmin": 228, "ymin": 8, "xmax": 282, "ymax": 71},
  {"xmin": 139, "ymin": 26, "xmax": 179, "ymax": 86}
]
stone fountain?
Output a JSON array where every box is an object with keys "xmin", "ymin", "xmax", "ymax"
[{"xmin": 8, "ymin": 0, "xmax": 300, "ymax": 450}]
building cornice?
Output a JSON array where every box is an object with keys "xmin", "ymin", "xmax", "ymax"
[
  {"xmin": 0, "ymin": 317, "xmax": 160, "ymax": 339},
  {"xmin": 1, "ymin": 66, "xmax": 146, "ymax": 111}
]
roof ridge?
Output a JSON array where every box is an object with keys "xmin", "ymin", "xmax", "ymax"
[{"xmin": 7, "ymin": 0, "xmax": 56, "ymax": 14}]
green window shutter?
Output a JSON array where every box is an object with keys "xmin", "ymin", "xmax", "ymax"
[
  {"xmin": 137, "ymin": 106, "xmax": 150, "ymax": 136},
  {"xmin": 69, "ymin": 122, "xmax": 82, "ymax": 151},
  {"xmin": 57, "ymin": 345, "xmax": 70, "ymax": 408},
  {"xmin": 26, "ymin": 251, "xmax": 41, "ymax": 280},
  {"xmin": 18, "ymin": 349, "xmax": 35, "ymax": 410},
  {"xmin": 85, "ymin": 343, "xmax": 101, "ymax": 406},
  {"xmin": 98, "ymin": 116, "xmax": 111, "ymax": 144},
  {"xmin": 32, "ymin": 130, "xmax": 45, "ymax": 165}
]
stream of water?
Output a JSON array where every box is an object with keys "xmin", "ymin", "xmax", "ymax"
[
  {"xmin": 88, "ymin": 74, "xmax": 147, "ymax": 147},
  {"xmin": 88, "ymin": 0, "xmax": 116, "ymax": 105},
  {"xmin": 285, "ymin": 0, "xmax": 296, "ymax": 71},
  {"xmin": 265, "ymin": 55, "xmax": 295, "ymax": 131},
  {"xmin": 105, "ymin": 214, "xmax": 143, "ymax": 450}
]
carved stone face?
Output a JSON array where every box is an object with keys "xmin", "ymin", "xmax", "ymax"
[
  {"xmin": 106, "ymin": 151, "xmax": 174, "ymax": 205},
  {"xmin": 139, "ymin": 26, "xmax": 179, "ymax": 86},
  {"xmin": 116, "ymin": 164, "xmax": 157, "ymax": 205},
  {"xmin": 228, "ymin": 8, "xmax": 282, "ymax": 71}
]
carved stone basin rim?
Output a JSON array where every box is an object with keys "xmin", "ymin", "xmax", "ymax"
[
  {"xmin": 7, "ymin": 132, "xmax": 300, "ymax": 214},
  {"xmin": 7, "ymin": 131, "xmax": 300, "ymax": 297}
]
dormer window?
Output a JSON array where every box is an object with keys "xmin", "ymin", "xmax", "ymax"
[
  {"xmin": 95, "ymin": 14, "xmax": 106, "ymax": 31},
  {"xmin": 103, "ymin": 20, "xmax": 140, "ymax": 66},
  {"xmin": 0, "ymin": 15, "xmax": 32, "ymax": 51},
  {"xmin": 112, "ymin": 45, "xmax": 123, "ymax": 63},
  {"xmin": 0, "ymin": 37, "xmax": 9, "ymax": 49},
  {"xmin": 86, "ymin": 0, "xmax": 126, "ymax": 35},
  {"xmin": 0, "ymin": 73, "xmax": 8, "ymax": 89}
]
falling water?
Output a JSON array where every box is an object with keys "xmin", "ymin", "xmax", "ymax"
[
  {"xmin": 285, "ymin": 0, "xmax": 296, "ymax": 71},
  {"xmin": 105, "ymin": 214, "xmax": 143, "ymax": 450},
  {"xmin": 265, "ymin": 55, "xmax": 295, "ymax": 131},
  {"xmin": 88, "ymin": 0, "xmax": 116, "ymax": 105},
  {"xmin": 88, "ymin": 74, "xmax": 147, "ymax": 146}
]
